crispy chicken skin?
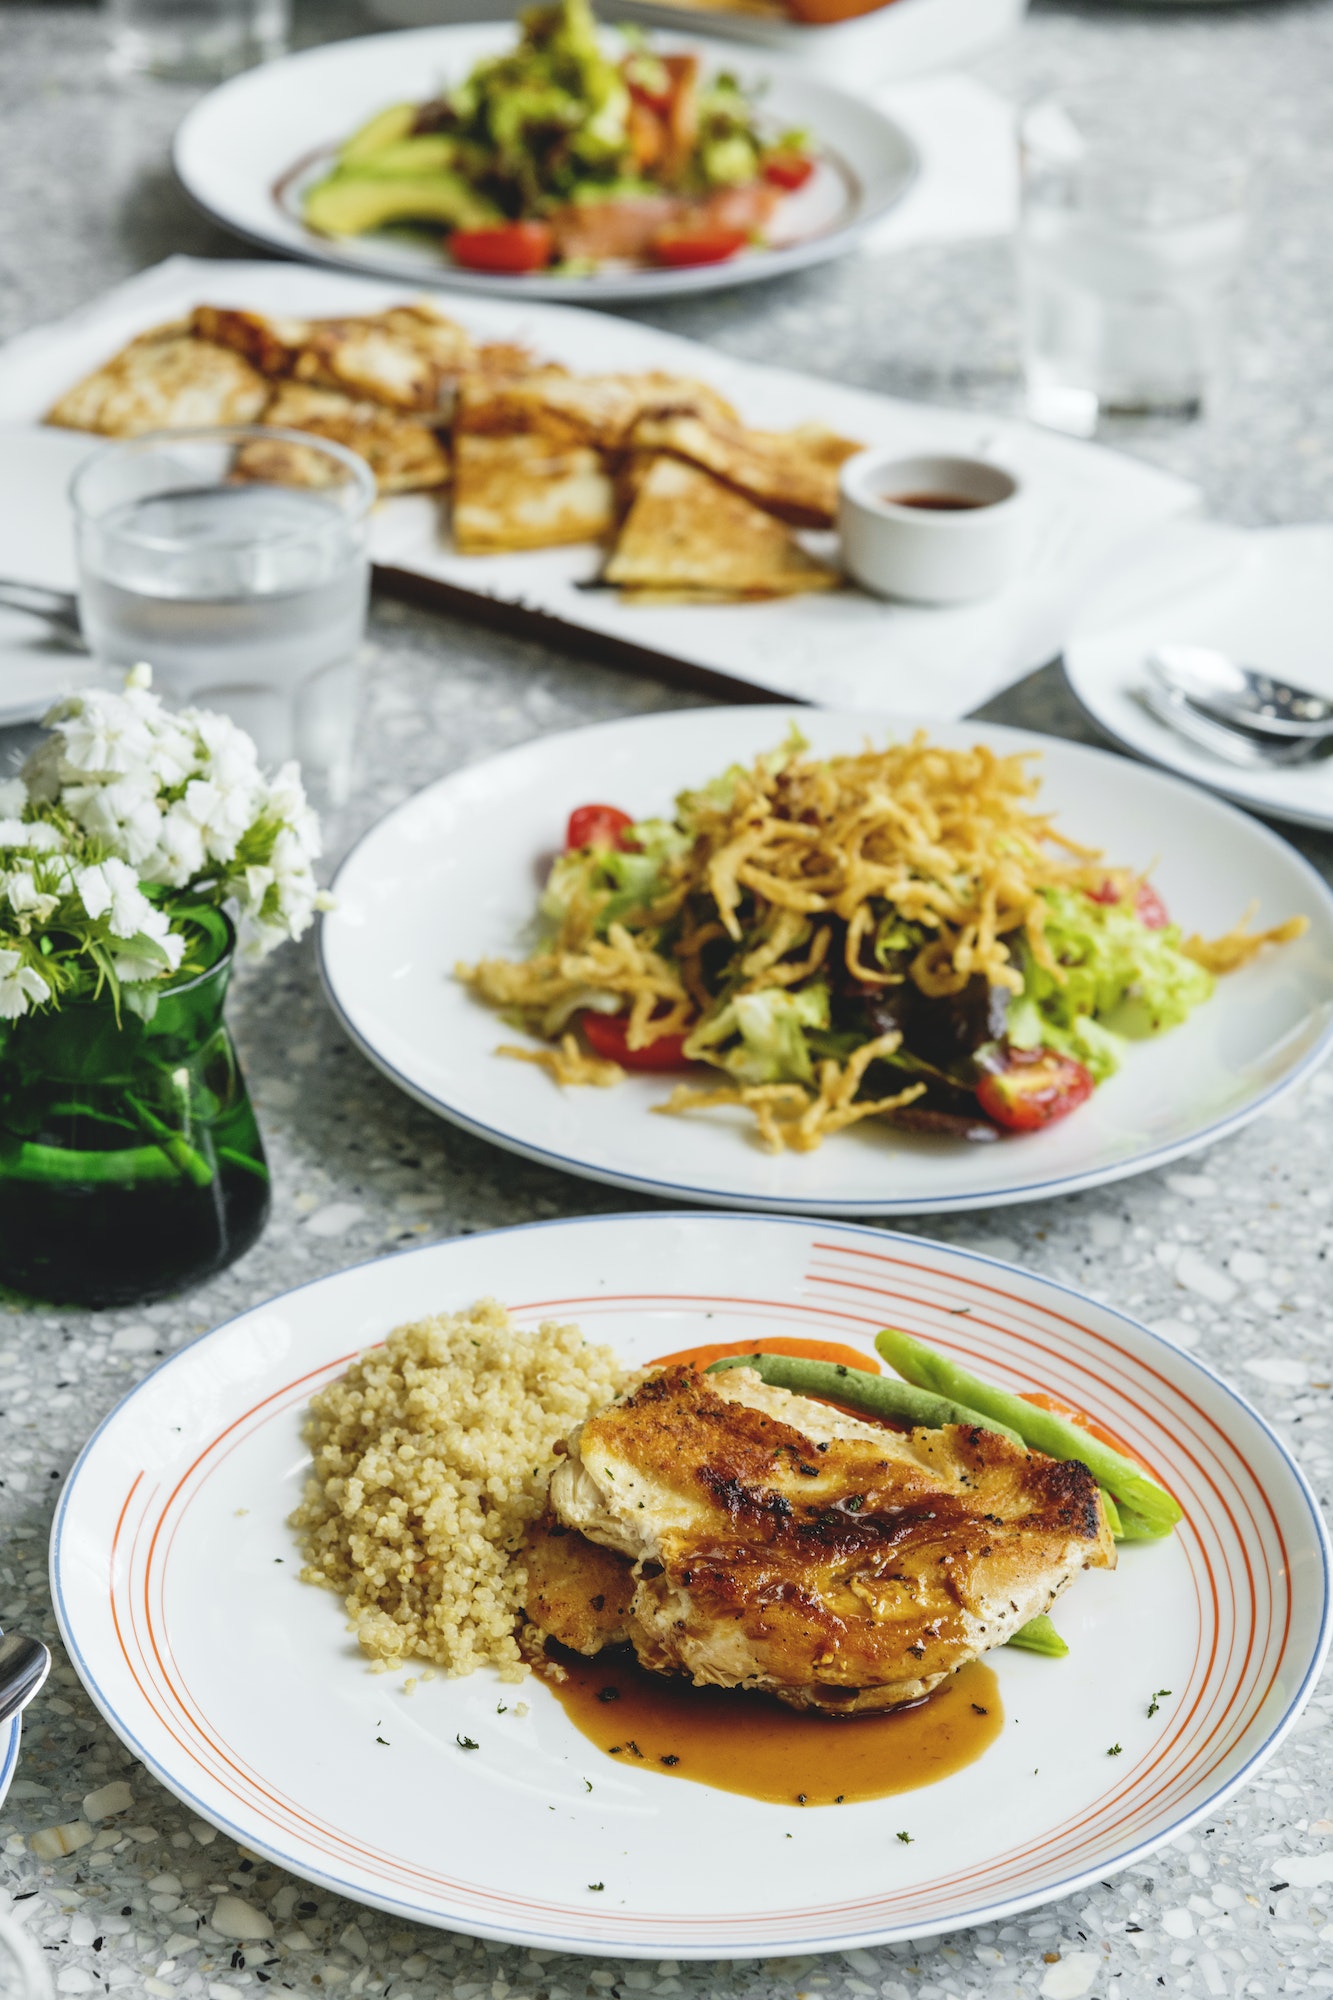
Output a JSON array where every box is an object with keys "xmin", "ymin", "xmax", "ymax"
[{"xmin": 527, "ymin": 1364, "xmax": 1114, "ymax": 1713}]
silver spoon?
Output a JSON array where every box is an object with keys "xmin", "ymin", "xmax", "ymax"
[
  {"xmin": 0, "ymin": 1631, "xmax": 52, "ymax": 1727},
  {"xmin": 1149, "ymin": 644, "xmax": 1333, "ymax": 740},
  {"xmin": 0, "ymin": 581, "xmax": 84, "ymax": 647},
  {"xmin": 1140, "ymin": 681, "xmax": 1331, "ymax": 769}
]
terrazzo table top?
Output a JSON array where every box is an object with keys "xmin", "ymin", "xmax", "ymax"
[{"xmin": 4, "ymin": 2, "xmax": 1333, "ymax": 1995}]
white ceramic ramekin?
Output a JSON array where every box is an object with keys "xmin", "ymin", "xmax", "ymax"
[{"xmin": 838, "ymin": 449, "xmax": 1031, "ymax": 604}]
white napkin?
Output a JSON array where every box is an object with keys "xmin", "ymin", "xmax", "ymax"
[{"xmin": 861, "ymin": 73, "xmax": 1017, "ymax": 253}]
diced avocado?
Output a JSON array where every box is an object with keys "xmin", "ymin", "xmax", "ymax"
[
  {"xmin": 337, "ymin": 101, "xmax": 418, "ymax": 165},
  {"xmin": 303, "ymin": 172, "xmax": 499, "ymax": 237},
  {"xmin": 348, "ymin": 135, "xmax": 460, "ymax": 177},
  {"xmin": 702, "ymin": 134, "xmax": 759, "ymax": 186}
]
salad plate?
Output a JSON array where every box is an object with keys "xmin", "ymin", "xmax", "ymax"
[
  {"xmin": 50, "ymin": 1213, "xmax": 1332, "ymax": 1955},
  {"xmin": 1064, "ymin": 518, "xmax": 1333, "ymax": 835},
  {"xmin": 0, "ymin": 1717, "xmax": 18, "ymax": 1815},
  {"xmin": 172, "ymin": 21, "xmax": 916, "ymax": 303},
  {"xmin": 320, "ymin": 705, "xmax": 1333, "ymax": 1216}
]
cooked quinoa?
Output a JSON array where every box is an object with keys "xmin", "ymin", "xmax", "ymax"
[{"xmin": 290, "ymin": 1298, "xmax": 626, "ymax": 1679}]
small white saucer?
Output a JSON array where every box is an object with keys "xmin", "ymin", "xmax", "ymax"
[{"xmin": 1064, "ymin": 519, "xmax": 1333, "ymax": 833}]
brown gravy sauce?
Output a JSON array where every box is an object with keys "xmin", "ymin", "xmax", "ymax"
[{"xmin": 541, "ymin": 1647, "xmax": 1002, "ymax": 1806}]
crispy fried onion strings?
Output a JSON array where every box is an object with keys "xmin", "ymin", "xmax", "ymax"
[{"xmin": 457, "ymin": 735, "xmax": 1308, "ymax": 1152}]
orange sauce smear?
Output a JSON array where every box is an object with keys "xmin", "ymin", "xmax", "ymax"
[
  {"xmin": 543, "ymin": 1647, "xmax": 1002, "ymax": 1805},
  {"xmin": 651, "ymin": 1334, "xmax": 881, "ymax": 1375}
]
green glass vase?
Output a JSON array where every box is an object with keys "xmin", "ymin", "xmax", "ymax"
[{"xmin": 0, "ymin": 914, "xmax": 270, "ymax": 1308}]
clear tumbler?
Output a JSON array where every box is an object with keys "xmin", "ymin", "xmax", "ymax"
[
  {"xmin": 105, "ymin": 0, "xmax": 290, "ymax": 80},
  {"xmin": 1018, "ymin": 90, "xmax": 1248, "ymax": 437}
]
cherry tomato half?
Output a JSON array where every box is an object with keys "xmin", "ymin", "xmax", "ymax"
[
  {"xmin": 1019, "ymin": 1392, "xmax": 1156, "ymax": 1476},
  {"xmin": 651, "ymin": 224, "xmax": 749, "ymax": 268},
  {"xmin": 448, "ymin": 221, "xmax": 554, "ymax": 274},
  {"xmin": 974, "ymin": 1046, "xmax": 1095, "ymax": 1133},
  {"xmin": 1087, "ymin": 878, "xmax": 1170, "ymax": 929},
  {"xmin": 581, "ymin": 1010, "xmax": 694, "ymax": 1071},
  {"xmin": 564, "ymin": 804, "xmax": 636, "ymax": 853},
  {"xmin": 762, "ymin": 152, "xmax": 815, "ymax": 191}
]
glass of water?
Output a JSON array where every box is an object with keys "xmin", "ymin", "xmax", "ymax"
[
  {"xmin": 105, "ymin": 0, "xmax": 289, "ymax": 80},
  {"xmin": 71, "ymin": 427, "xmax": 376, "ymax": 808},
  {"xmin": 1018, "ymin": 90, "xmax": 1248, "ymax": 438}
]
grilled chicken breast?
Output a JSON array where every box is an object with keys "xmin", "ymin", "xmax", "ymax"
[{"xmin": 528, "ymin": 1364, "xmax": 1114, "ymax": 1713}]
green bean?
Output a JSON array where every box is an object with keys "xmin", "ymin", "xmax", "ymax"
[
  {"xmin": 1006, "ymin": 1614, "xmax": 1068, "ymax": 1658},
  {"xmin": 705, "ymin": 1352, "xmax": 1024, "ymax": 1444},
  {"xmin": 874, "ymin": 1327, "xmax": 1181, "ymax": 1536}
]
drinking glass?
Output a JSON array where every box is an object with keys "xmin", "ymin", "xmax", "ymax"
[
  {"xmin": 1018, "ymin": 90, "xmax": 1248, "ymax": 437},
  {"xmin": 71, "ymin": 427, "xmax": 376, "ymax": 808},
  {"xmin": 105, "ymin": 0, "xmax": 289, "ymax": 81}
]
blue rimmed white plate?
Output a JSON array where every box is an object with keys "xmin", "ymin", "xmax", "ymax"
[{"xmin": 319, "ymin": 706, "xmax": 1333, "ymax": 1216}]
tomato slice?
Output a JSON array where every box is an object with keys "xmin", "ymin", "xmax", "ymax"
[
  {"xmin": 1019, "ymin": 1392, "xmax": 1156, "ymax": 1476},
  {"xmin": 1133, "ymin": 883, "xmax": 1170, "ymax": 929},
  {"xmin": 762, "ymin": 152, "xmax": 815, "ymax": 191},
  {"xmin": 448, "ymin": 222, "xmax": 554, "ymax": 274},
  {"xmin": 564, "ymin": 804, "xmax": 636, "ymax": 853},
  {"xmin": 974, "ymin": 1046, "xmax": 1094, "ymax": 1132},
  {"xmin": 651, "ymin": 223, "xmax": 749, "ymax": 268},
  {"xmin": 1087, "ymin": 878, "xmax": 1170, "ymax": 929},
  {"xmin": 581, "ymin": 1010, "xmax": 694, "ymax": 1071}
]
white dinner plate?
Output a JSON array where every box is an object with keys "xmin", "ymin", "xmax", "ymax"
[
  {"xmin": 50, "ymin": 1214, "xmax": 1332, "ymax": 1956},
  {"xmin": 319, "ymin": 706, "xmax": 1333, "ymax": 1216},
  {"xmin": 172, "ymin": 25, "xmax": 916, "ymax": 304},
  {"xmin": 1064, "ymin": 519, "xmax": 1333, "ymax": 834},
  {"xmin": 0, "ymin": 1718, "xmax": 18, "ymax": 1815}
]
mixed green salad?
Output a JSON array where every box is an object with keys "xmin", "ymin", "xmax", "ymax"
[
  {"xmin": 303, "ymin": 0, "xmax": 818, "ymax": 275},
  {"xmin": 460, "ymin": 733, "xmax": 1304, "ymax": 1149}
]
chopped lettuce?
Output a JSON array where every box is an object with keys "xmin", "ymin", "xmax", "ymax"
[
  {"xmin": 684, "ymin": 982, "xmax": 829, "ymax": 1084},
  {"xmin": 676, "ymin": 725, "xmax": 809, "ymax": 833},
  {"xmin": 539, "ymin": 815, "xmax": 690, "ymax": 936},
  {"xmin": 1009, "ymin": 887, "xmax": 1215, "ymax": 1081}
]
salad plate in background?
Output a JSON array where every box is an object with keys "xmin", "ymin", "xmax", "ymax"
[
  {"xmin": 319, "ymin": 706, "xmax": 1333, "ymax": 1215},
  {"xmin": 172, "ymin": 12, "xmax": 917, "ymax": 301}
]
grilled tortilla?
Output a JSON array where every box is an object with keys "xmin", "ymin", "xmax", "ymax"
[
  {"xmin": 459, "ymin": 368, "xmax": 737, "ymax": 453},
  {"xmin": 246, "ymin": 380, "xmax": 450, "ymax": 494},
  {"xmin": 603, "ymin": 454, "xmax": 840, "ymax": 598},
  {"xmin": 528, "ymin": 1363, "xmax": 1115, "ymax": 1713},
  {"xmin": 628, "ymin": 412, "xmax": 860, "ymax": 528},
  {"xmin": 452, "ymin": 431, "xmax": 615, "ymax": 552},
  {"xmin": 46, "ymin": 321, "xmax": 270, "ymax": 437}
]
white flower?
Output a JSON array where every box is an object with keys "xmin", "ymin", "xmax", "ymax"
[
  {"xmin": 179, "ymin": 775, "xmax": 261, "ymax": 865},
  {"xmin": 0, "ymin": 946, "xmax": 49, "ymax": 1020},
  {"xmin": 141, "ymin": 803, "xmax": 207, "ymax": 888},
  {"xmin": 190, "ymin": 708, "xmax": 261, "ymax": 792},
  {"xmin": 63, "ymin": 774, "xmax": 164, "ymax": 866},
  {"xmin": 0, "ymin": 778, "xmax": 26, "ymax": 816},
  {"xmin": 242, "ymin": 864, "xmax": 274, "ymax": 909},
  {"xmin": 126, "ymin": 662, "xmax": 153, "ymax": 691},
  {"xmin": 264, "ymin": 762, "xmax": 322, "ymax": 859},
  {"xmin": 0, "ymin": 818, "xmax": 65, "ymax": 853},
  {"xmin": 110, "ymin": 926, "xmax": 186, "ymax": 984},
  {"xmin": 3, "ymin": 870, "xmax": 59, "ymax": 923},
  {"xmin": 48, "ymin": 688, "xmax": 158, "ymax": 778},
  {"xmin": 75, "ymin": 856, "xmax": 159, "ymax": 939}
]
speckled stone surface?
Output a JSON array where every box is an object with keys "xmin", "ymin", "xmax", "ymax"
[{"xmin": 4, "ymin": 3, "xmax": 1333, "ymax": 1995}]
